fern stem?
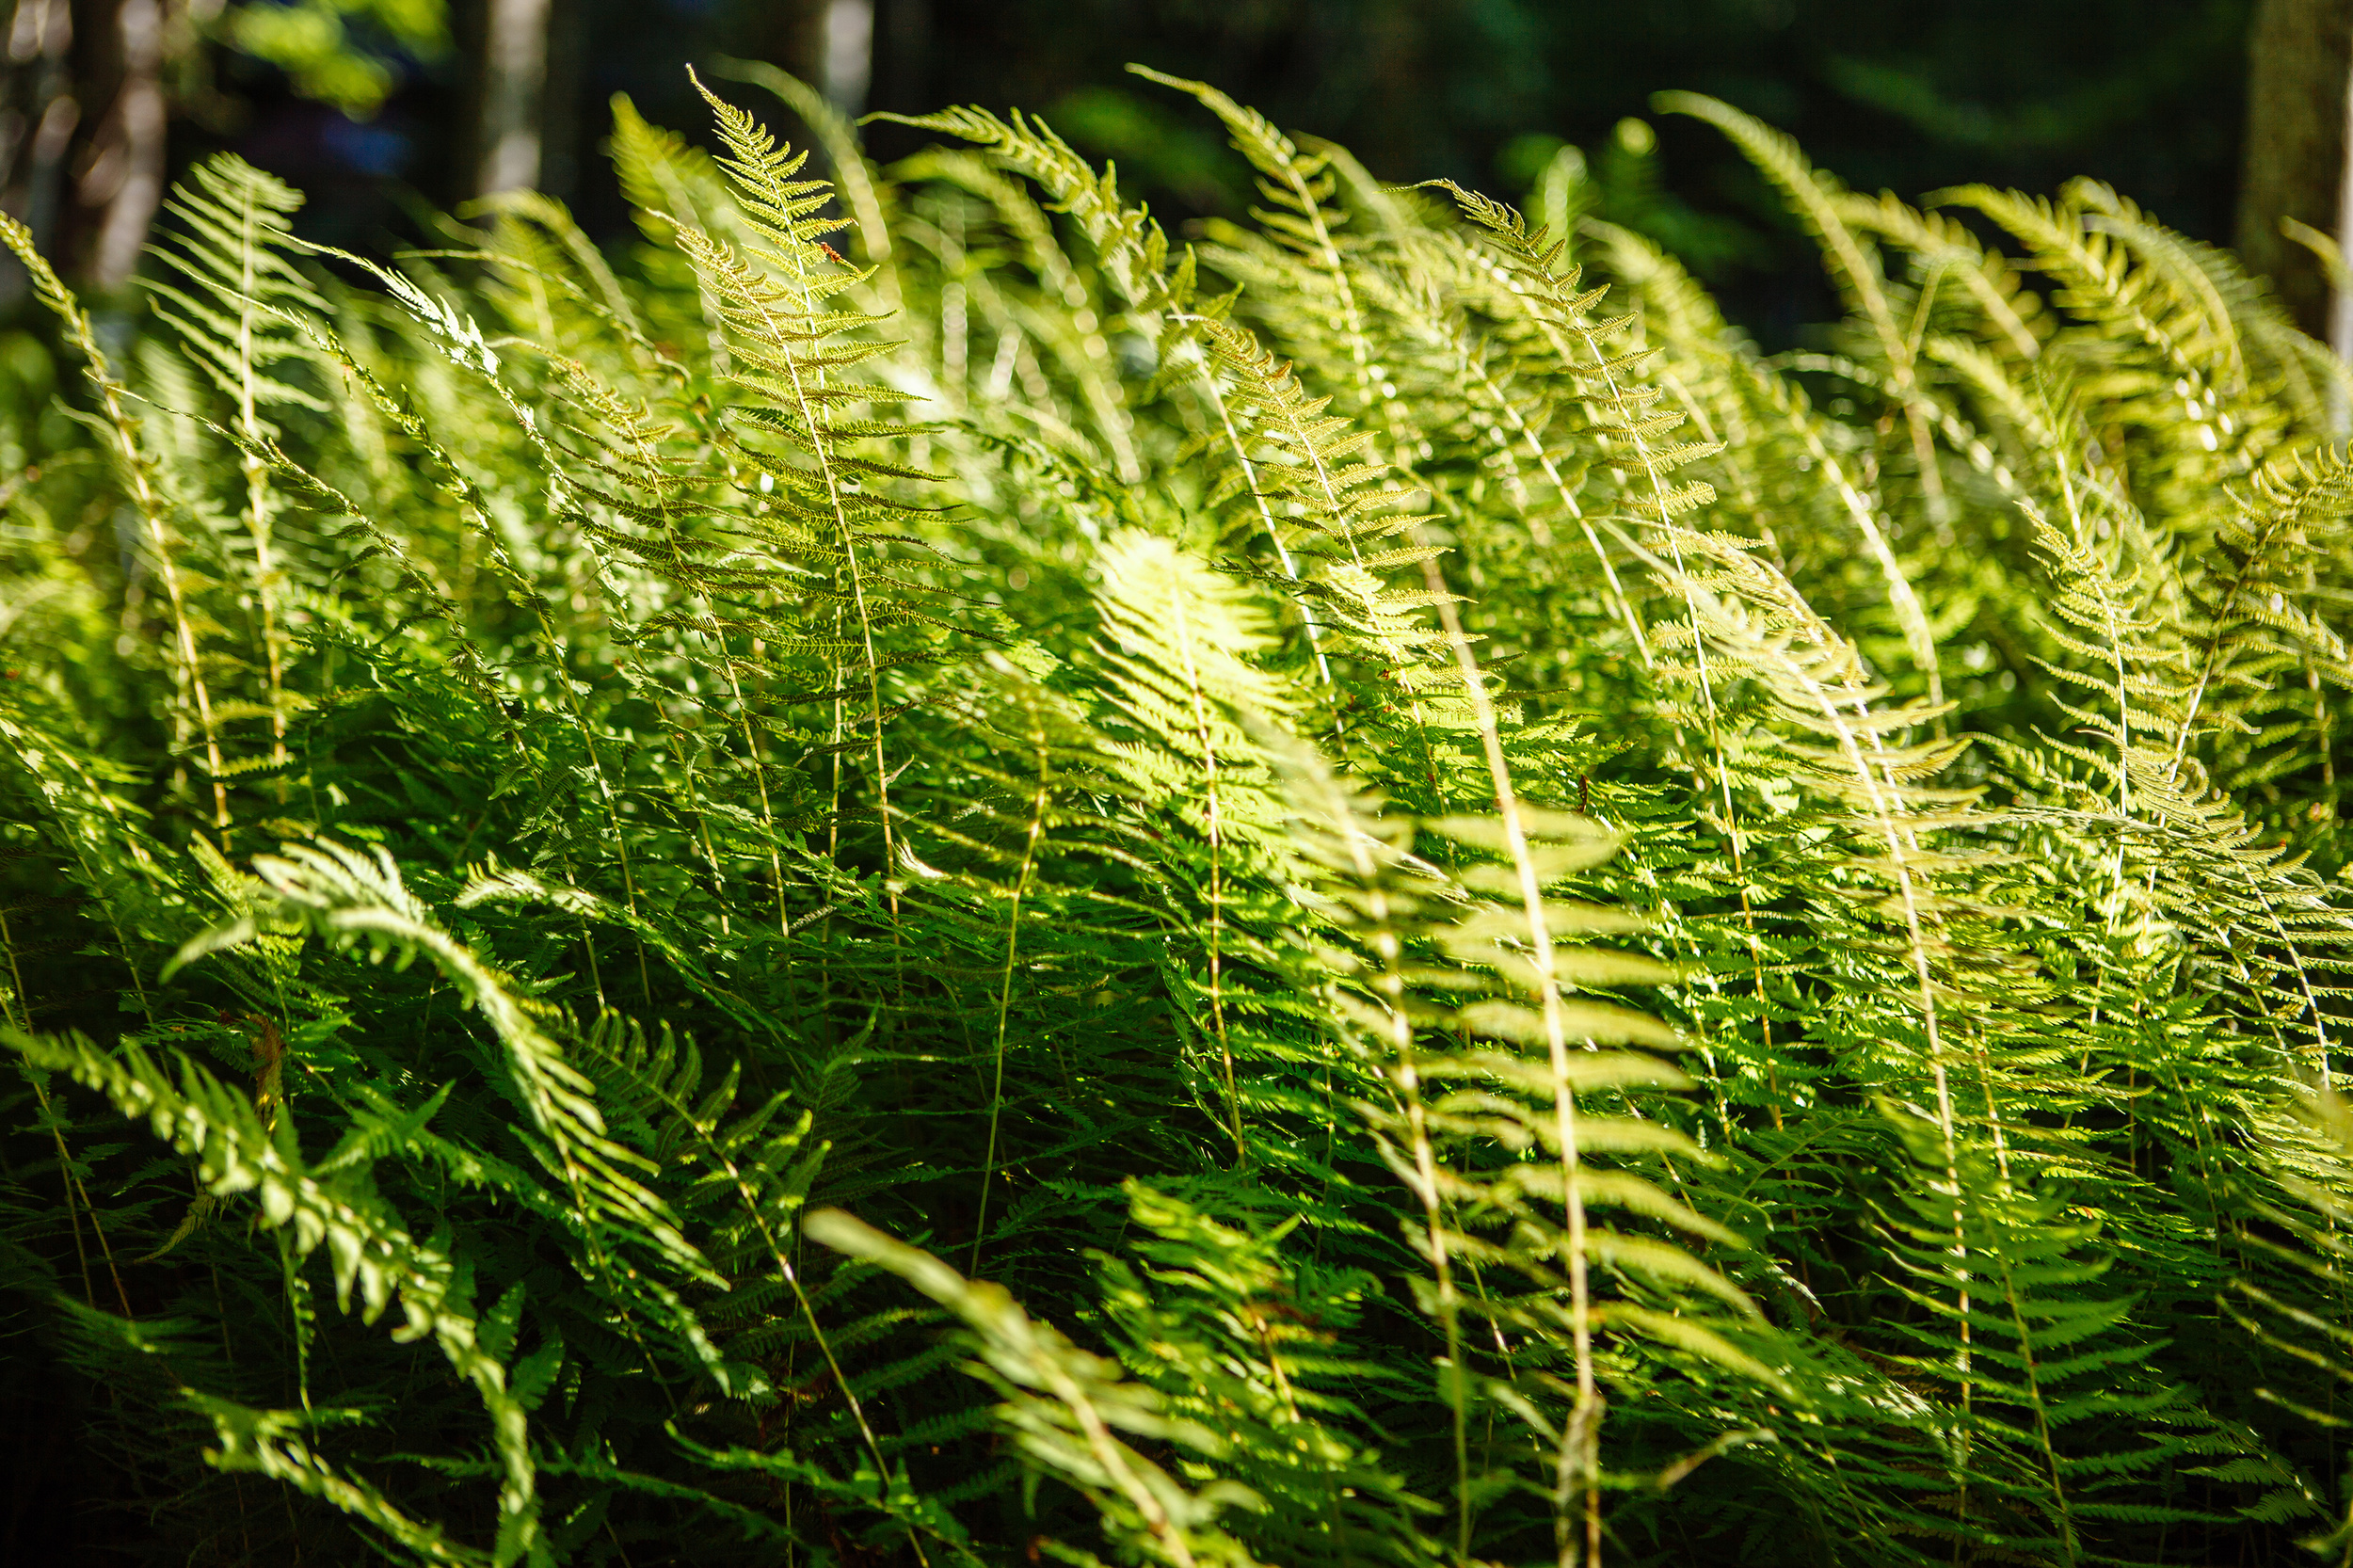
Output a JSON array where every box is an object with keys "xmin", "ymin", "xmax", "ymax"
[
  {"xmin": 606, "ymin": 1039, "xmax": 934, "ymax": 1568},
  {"xmin": 1165, "ymin": 560, "xmax": 1249, "ymax": 1162},
  {"xmin": 1658, "ymin": 92, "xmax": 1955, "ymax": 533},
  {"xmin": 776, "ymin": 270, "xmax": 901, "ymax": 918},
  {"xmin": 0, "ymin": 886, "xmax": 27, "ymax": 1035},
  {"xmin": 1759, "ymin": 374, "xmax": 1944, "ymax": 708},
  {"xmin": 1, "ymin": 216, "xmax": 232, "ymax": 827},
  {"xmin": 1423, "ymin": 551, "xmax": 1604, "ymax": 1564},
  {"xmin": 1445, "ymin": 315, "xmax": 1650, "ymax": 663},
  {"xmin": 970, "ymin": 684, "xmax": 1052, "ymax": 1272},
  {"xmin": 1366, "ymin": 895, "xmax": 1474, "ymax": 1563},
  {"xmin": 1192, "ymin": 365, "xmax": 1335, "ymax": 684},
  {"xmin": 232, "ymin": 174, "xmax": 292, "ymax": 777}
]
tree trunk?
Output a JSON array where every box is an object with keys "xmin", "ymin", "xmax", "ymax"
[
  {"xmin": 819, "ymin": 0, "xmax": 872, "ymax": 116},
  {"xmin": 471, "ymin": 0, "xmax": 550, "ymax": 198},
  {"xmin": 66, "ymin": 0, "xmax": 163, "ymax": 290},
  {"xmin": 0, "ymin": 0, "xmax": 81, "ymax": 293},
  {"xmin": 2237, "ymin": 0, "xmax": 2353, "ymax": 343},
  {"xmin": 0, "ymin": 0, "xmax": 190, "ymax": 296}
]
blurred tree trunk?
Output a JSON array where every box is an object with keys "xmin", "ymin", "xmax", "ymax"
[
  {"xmin": 817, "ymin": 0, "xmax": 870, "ymax": 115},
  {"xmin": 733, "ymin": 0, "xmax": 883, "ymax": 115},
  {"xmin": 0, "ymin": 0, "xmax": 81, "ymax": 274},
  {"xmin": 2237, "ymin": 0, "xmax": 2353, "ymax": 344},
  {"xmin": 462, "ymin": 0, "xmax": 549, "ymax": 198},
  {"xmin": 66, "ymin": 0, "xmax": 164, "ymax": 289},
  {"xmin": 0, "ymin": 0, "xmax": 170, "ymax": 296}
]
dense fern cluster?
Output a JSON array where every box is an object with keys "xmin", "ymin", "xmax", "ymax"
[{"xmin": 8, "ymin": 61, "xmax": 2353, "ymax": 1567}]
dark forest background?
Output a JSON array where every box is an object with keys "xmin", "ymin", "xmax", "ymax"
[
  {"xmin": 0, "ymin": 0, "xmax": 2277, "ymax": 346},
  {"xmin": 414, "ymin": 0, "xmax": 2259, "ymax": 343}
]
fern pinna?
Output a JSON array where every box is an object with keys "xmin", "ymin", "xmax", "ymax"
[{"xmin": 6, "ymin": 62, "xmax": 2353, "ymax": 1568}]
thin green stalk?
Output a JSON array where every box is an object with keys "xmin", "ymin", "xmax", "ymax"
[{"xmin": 971, "ymin": 687, "xmax": 1053, "ymax": 1272}]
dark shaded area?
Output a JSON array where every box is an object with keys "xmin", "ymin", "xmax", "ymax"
[{"xmin": 196, "ymin": 0, "xmax": 2255, "ymax": 342}]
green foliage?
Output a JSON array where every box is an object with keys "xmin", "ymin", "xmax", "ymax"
[
  {"xmin": 5, "ymin": 67, "xmax": 2353, "ymax": 1568},
  {"xmin": 214, "ymin": 0, "xmax": 449, "ymax": 119}
]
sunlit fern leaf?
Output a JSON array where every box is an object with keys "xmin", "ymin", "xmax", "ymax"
[
  {"xmin": 807, "ymin": 1206, "xmax": 1275, "ymax": 1568},
  {"xmin": 2226, "ymin": 1089, "xmax": 2353, "ymax": 1560},
  {"xmin": 1083, "ymin": 1180, "xmax": 1448, "ymax": 1568},
  {"xmin": 168, "ymin": 838, "xmax": 712, "ymax": 1283}
]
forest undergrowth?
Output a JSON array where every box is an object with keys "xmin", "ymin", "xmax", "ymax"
[{"xmin": 6, "ymin": 61, "xmax": 2353, "ymax": 1568}]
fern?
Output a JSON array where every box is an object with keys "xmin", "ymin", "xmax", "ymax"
[{"xmin": 7, "ymin": 61, "xmax": 2353, "ymax": 1568}]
